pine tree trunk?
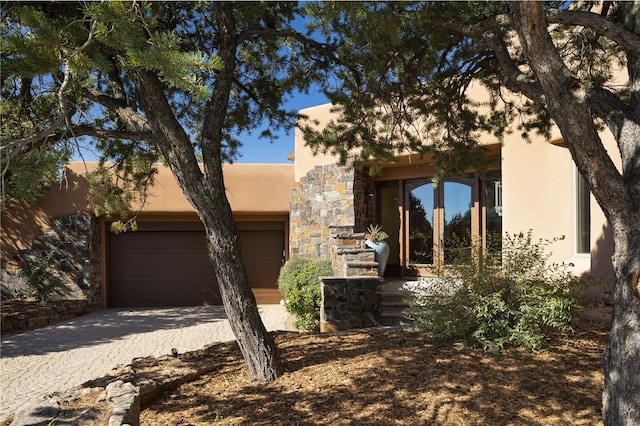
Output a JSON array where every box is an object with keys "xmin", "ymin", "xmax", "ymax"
[
  {"xmin": 200, "ymin": 208, "xmax": 284, "ymax": 383},
  {"xmin": 510, "ymin": 4, "xmax": 640, "ymax": 423},
  {"xmin": 602, "ymin": 221, "xmax": 640, "ymax": 425},
  {"xmin": 135, "ymin": 67, "xmax": 284, "ymax": 383}
]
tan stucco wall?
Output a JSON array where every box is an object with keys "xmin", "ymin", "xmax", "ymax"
[
  {"xmin": 294, "ymin": 83, "xmax": 563, "ymax": 182},
  {"xmin": 295, "ymin": 104, "xmax": 345, "ymax": 181},
  {"xmin": 139, "ymin": 162, "xmax": 294, "ymax": 214},
  {"xmin": 1, "ymin": 162, "xmax": 294, "ymax": 261},
  {"xmin": 1, "ymin": 163, "xmax": 96, "ymax": 262},
  {"xmin": 501, "ymin": 129, "xmax": 620, "ymax": 285}
]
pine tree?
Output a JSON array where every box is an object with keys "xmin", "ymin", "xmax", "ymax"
[
  {"xmin": 307, "ymin": 2, "xmax": 640, "ymax": 424},
  {"xmin": 1, "ymin": 1, "xmax": 334, "ymax": 383}
]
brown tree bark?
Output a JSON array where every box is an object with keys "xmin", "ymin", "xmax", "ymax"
[
  {"xmin": 511, "ymin": 2, "xmax": 640, "ymax": 424},
  {"xmin": 134, "ymin": 29, "xmax": 284, "ymax": 381}
]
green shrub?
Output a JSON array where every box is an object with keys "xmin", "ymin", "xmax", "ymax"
[
  {"xmin": 408, "ymin": 231, "xmax": 586, "ymax": 352},
  {"xmin": 18, "ymin": 250, "xmax": 66, "ymax": 302},
  {"xmin": 278, "ymin": 258, "xmax": 333, "ymax": 332}
]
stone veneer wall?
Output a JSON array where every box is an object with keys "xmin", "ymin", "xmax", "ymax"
[
  {"xmin": 1, "ymin": 213, "xmax": 102, "ymax": 310},
  {"xmin": 320, "ymin": 276, "xmax": 383, "ymax": 332},
  {"xmin": 1, "ymin": 299, "xmax": 90, "ymax": 333},
  {"xmin": 320, "ymin": 225, "xmax": 382, "ymax": 332},
  {"xmin": 289, "ymin": 163, "xmax": 374, "ymax": 259},
  {"xmin": 288, "ymin": 162, "xmax": 378, "ymax": 332},
  {"xmin": 329, "ymin": 225, "xmax": 378, "ymax": 277}
]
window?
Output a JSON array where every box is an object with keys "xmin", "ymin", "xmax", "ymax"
[
  {"xmin": 442, "ymin": 181, "xmax": 473, "ymax": 264},
  {"xmin": 408, "ymin": 181, "xmax": 435, "ymax": 265},
  {"xmin": 406, "ymin": 178, "xmax": 473, "ymax": 267},
  {"xmin": 484, "ymin": 175, "xmax": 502, "ymax": 255},
  {"xmin": 575, "ymin": 169, "xmax": 591, "ymax": 254}
]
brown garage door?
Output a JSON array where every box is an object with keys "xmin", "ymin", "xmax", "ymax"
[{"xmin": 108, "ymin": 221, "xmax": 285, "ymax": 307}]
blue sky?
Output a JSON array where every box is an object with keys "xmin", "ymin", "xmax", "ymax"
[
  {"xmin": 234, "ymin": 11, "xmax": 330, "ymax": 164},
  {"xmin": 233, "ymin": 87, "xmax": 329, "ymax": 164}
]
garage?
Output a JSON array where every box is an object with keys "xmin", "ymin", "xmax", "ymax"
[{"xmin": 108, "ymin": 221, "xmax": 285, "ymax": 307}]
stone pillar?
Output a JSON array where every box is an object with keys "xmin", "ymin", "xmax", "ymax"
[
  {"xmin": 320, "ymin": 276, "xmax": 383, "ymax": 332},
  {"xmin": 328, "ymin": 225, "xmax": 378, "ymax": 277},
  {"xmin": 320, "ymin": 226, "xmax": 383, "ymax": 332},
  {"xmin": 290, "ymin": 164, "xmax": 361, "ymax": 259}
]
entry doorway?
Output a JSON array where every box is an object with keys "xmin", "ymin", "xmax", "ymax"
[
  {"xmin": 406, "ymin": 178, "xmax": 474, "ymax": 270},
  {"xmin": 376, "ymin": 174, "xmax": 501, "ymax": 276}
]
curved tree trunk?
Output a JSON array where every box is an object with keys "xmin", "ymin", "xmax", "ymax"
[
  {"xmin": 136, "ymin": 66, "xmax": 284, "ymax": 383},
  {"xmin": 511, "ymin": 2, "xmax": 640, "ymax": 424},
  {"xmin": 196, "ymin": 173, "xmax": 284, "ymax": 383},
  {"xmin": 603, "ymin": 220, "xmax": 640, "ymax": 424}
]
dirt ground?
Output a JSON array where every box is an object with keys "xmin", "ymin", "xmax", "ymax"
[{"xmin": 140, "ymin": 319, "xmax": 608, "ymax": 425}]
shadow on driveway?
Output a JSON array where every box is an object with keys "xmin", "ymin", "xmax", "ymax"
[{"xmin": 1, "ymin": 306, "xmax": 228, "ymax": 358}]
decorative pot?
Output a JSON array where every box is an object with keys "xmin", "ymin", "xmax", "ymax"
[{"xmin": 365, "ymin": 240, "xmax": 390, "ymax": 277}]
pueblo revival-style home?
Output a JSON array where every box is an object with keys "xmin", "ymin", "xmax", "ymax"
[{"xmin": 0, "ymin": 98, "xmax": 618, "ymax": 312}]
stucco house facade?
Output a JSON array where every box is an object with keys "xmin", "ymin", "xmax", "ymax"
[
  {"xmin": 0, "ymin": 100, "xmax": 618, "ymax": 310},
  {"xmin": 1, "ymin": 163, "xmax": 293, "ymax": 308},
  {"xmin": 292, "ymin": 102, "xmax": 617, "ymax": 292}
]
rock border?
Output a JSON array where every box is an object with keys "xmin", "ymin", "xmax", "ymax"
[{"xmin": 6, "ymin": 347, "xmax": 222, "ymax": 426}]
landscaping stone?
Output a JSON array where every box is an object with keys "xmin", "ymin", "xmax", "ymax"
[
  {"xmin": 9, "ymin": 397, "xmax": 60, "ymax": 426},
  {"xmin": 8, "ymin": 388, "xmax": 108, "ymax": 426},
  {"xmin": 106, "ymin": 381, "xmax": 140, "ymax": 426}
]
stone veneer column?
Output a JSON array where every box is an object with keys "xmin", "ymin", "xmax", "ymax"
[
  {"xmin": 320, "ymin": 276, "xmax": 383, "ymax": 332},
  {"xmin": 289, "ymin": 164, "xmax": 355, "ymax": 259},
  {"xmin": 289, "ymin": 163, "xmax": 382, "ymax": 332},
  {"xmin": 319, "ymin": 225, "xmax": 383, "ymax": 332},
  {"xmin": 289, "ymin": 163, "xmax": 374, "ymax": 260}
]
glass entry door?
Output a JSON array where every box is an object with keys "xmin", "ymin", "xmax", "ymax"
[
  {"xmin": 378, "ymin": 183, "xmax": 401, "ymax": 275},
  {"xmin": 408, "ymin": 182, "xmax": 435, "ymax": 265},
  {"xmin": 442, "ymin": 181, "xmax": 473, "ymax": 264},
  {"xmin": 407, "ymin": 178, "xmax": 473, "ymax": 270}
]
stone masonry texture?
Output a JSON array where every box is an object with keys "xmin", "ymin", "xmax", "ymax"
[
  {"xmin": 289, "ymin": 163, "xmax": 374, "ymax": 260},
  {"xmin": 1, "ymin": 213, "xmax": 102, "ymax": 310}
]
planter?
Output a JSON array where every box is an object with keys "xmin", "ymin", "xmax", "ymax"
[{"xmin": 365, "ymin": 240, "xmax": 390, "ymax": 277}]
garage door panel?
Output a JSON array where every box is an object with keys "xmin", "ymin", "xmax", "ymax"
[
  {"xmin": 109, "ymin": 222, "xmax": 285, "ymax": 307},
  {"xmin": 240, "ymin": 230, "xmax": 284, "ymax": 289},
  {"xmin": 109, "ymin": 231, "xmax": 221, "ymax": 307}
]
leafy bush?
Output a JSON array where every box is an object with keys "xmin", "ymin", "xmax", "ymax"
[
  {"xmin": 18, "ymin": 250, "xmax": 66, "ymax": 302},
  {"xmin": 408, "ymin": 231, "xmax": 586, "ymax": 352},
  {"xmin": 278, "ymin": 257, "xmax": 333, "ymax": 332}
]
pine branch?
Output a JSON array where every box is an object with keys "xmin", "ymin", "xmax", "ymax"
[
  {"xmin": 482, "ymin": 32, "xmax": 546, "ymax": 102},
  {"xmin": 83, "ymin": 88, "xmax": 149, "ymax": 132},
  {"xmin": 545, "ymin": 9, "xmax": 640, "ymax": 55}
]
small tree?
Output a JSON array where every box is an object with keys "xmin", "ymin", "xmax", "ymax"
[{"xmin": 18, "ymin": 250, "xmax": 66, "ymax": 302}]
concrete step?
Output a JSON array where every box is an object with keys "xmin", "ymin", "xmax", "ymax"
[
  {"xmin": 342, "ymin": 261, "xmax": 379, "ymax": 277},
  {"xmin": 380, "ymin": 305, "xmax": 412, "ymax": 317},
  {"xmin": 377, "ymin": 279, "xmax": 421, "ymax": 326},
  {"xmin": 380, "ymin": 293, "xmax": 411, "ymax": 306},
  {"xmin": 336, "ymin": 247, "xmax": 375, "ymax": 255}
]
